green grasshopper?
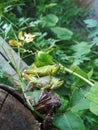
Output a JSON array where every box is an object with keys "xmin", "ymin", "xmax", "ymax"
[
  {"xmin": 23, "ymin": 64, "xmax": 60, "ymax": 76},
  {"xmin": 22, "ymin": 73, "xmax": 63, "ymax": 89},
  {"xmin": 36, "ymin": 75, "xmax": 63, "ymax": 89}
]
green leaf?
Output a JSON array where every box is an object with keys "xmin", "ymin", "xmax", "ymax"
[
  {"xmin": 53, "ymin": 111, "xmax": 85, "ymax": 130},
  {"xmin": 51, "ymin": 27, "xmax": 73, "ymax": 40},
  {"xmin": 42, "ymin": 14, "xmax": 58, "ymax": 27},
  {"xmin": 72, "ymin": 42, "xmax": 92, "ymax": 64},
  {"xmin": 19, "ymin": 17, "xmax": 30, "ymax": 27},
  {"xmin": 86, "ymin": 82, "xmax": 98, "ymax": 115},
  {"xmin": 93, "ymin": 59, "xmax": 98, "ymax": 67},
  {"xmin": 56, "ymin": 97, "xmax": 68, "ymax": 112},
  {"xmin": 90, "ymin": 102, "xmax": 98, "ymax": 116},
  {"xmin": 70, "ymin": 65, "xmax": 92, "ymax": 91},
  {"xmin": 87, "ymin": 68, "xmax": 93, "ymax": 79},
  {"xmin": 72, "ymin": 42, "xmax": 92, "ymax": 57},
  {"xmin": 88, "ymin": 28, "xmax": 98, "ymax": 38},
  {"xmin": 92, "ymin": 37, "xmax": 98, "ymax": 45},
  {"xmin": 26, "ymin": 90, "xmax": 41, "ymax": 105},
  {"xmin": 71, "ymin": 88, "xmax": 90, "ymax": 112},
  {"xmin": 84, "ymin": 19, "xmax": 98, "ymax": 28}
]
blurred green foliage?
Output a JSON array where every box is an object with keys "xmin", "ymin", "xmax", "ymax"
[{"xmin": 0, "ymin": 0, "xmax": 98, "ymax": 130}]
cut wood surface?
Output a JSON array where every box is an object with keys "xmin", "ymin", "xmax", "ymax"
[{"xmin": 0, "ymin": 85, "xmax": 41, "ymax": 130}]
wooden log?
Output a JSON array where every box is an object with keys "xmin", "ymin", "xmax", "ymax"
[{"xmin": 0, "ymin": 85, "xmax": 41, "ymax": 130}]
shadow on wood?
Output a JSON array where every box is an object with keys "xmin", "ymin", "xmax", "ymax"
[{"xmin": 0, "ymin": 84, "xmax": 41, "ymax": 130}]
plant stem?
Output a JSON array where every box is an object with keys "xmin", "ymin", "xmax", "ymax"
[
  {"xmin": 60, "ymin": 64, "xmax": 94, "ymax": 87},
  {"xmin": 20, "ymin": 82, "xmax": 44, "ymax": 119}
]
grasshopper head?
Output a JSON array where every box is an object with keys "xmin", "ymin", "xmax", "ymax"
[{"xmin": 51, "ymin": 78, "xmax": 63, "ymax": 89}]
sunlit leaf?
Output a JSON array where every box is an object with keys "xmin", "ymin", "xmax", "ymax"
[{"xmin": 84, "ymin": 19, "xmax": 98, "ymax": 28}]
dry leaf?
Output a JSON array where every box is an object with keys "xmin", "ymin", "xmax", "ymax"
[{"xmin": 9, "ymin": 40, "xmax": 22, "ymax": 46}]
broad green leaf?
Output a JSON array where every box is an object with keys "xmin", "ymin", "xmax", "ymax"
[
  {"xmin": 86, "ymin": 82, "xmax": 98, "ymax": 115},
  {"xmin": 84, "ymin": 19, "xmax": 98, "ymax": 28},
  {"xmin": 51, "ymin": 27, "xmax": 73, "ymax": 40},
  {"xmin": 71, "ymin": 88, "xmax": 90, "ymax": 112},
  {"xmin": 71, "ymin": 98, "xmax": 89, "ymax": 112},
  {"xmin": 53, "ymin": 111, "xmax": 85, "ymax": 130},
  {"xmin": 90, "ymin": 102, "xmax": 98, "ymax": 116},
  {"xmin": 42, "ymin": 14, "xmax": 58, "ymax": 27}
]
